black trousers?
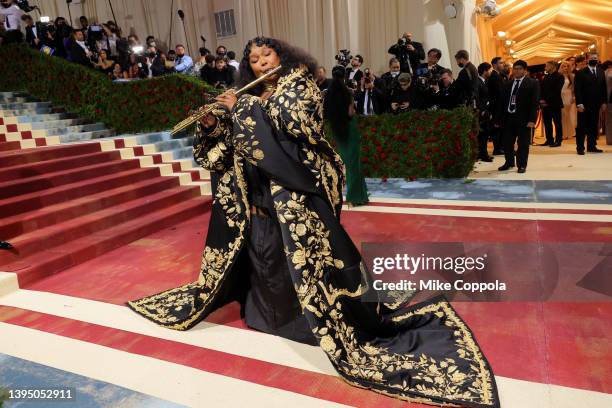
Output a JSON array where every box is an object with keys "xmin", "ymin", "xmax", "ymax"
[
  {"xmin": 576, "ymin": 107, "xmax": 600, "ymax": 152},
  {"xmin": 242, "ymin": 211, "xmax": 318, "ymax": 346},
  {"xmin": 542, "ymin": 106, "xmax": 563, "ymax": 145},
  {"xmin": 502, "ymin": 114, "xmax": 531, "ymax": 168},
  {"xmin": 489, "ymin": 124, "xmax": 503, "ymax": 153}
]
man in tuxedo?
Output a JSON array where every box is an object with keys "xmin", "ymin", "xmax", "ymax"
[
  {"xmin": 345, "ymin": 55, "xmax": 363, "ymax": 89},
  {"xmin": 496, "ymin": 60, "xmax": 540, "ymax": 173},
  {"xmin": 477, "ymin": 63, "xmax": 493, "ymax": 162},
  {"xmin": 487, "ymin": 57, "xmax": 506, "ymax": 155},
  {"xmin": 70, "ymin": 29, "xmax": 94, "ymax": 67},
  {"xmin": 387, "ymin": 32, "xmax": 425, "ymax": 74},
  {"xmin": 574, "ymin": 52, "xmax": 607, "ymax": 154},
  {"xmin": 21, "ymin": 14, "xmax": 39, "ymax": 48},
  {"xmin": 539, "ymin": 61, "xmax": 565, "ymax": 147},
  {"xmin": 454, "ymin": 50, "xmax": 479, "ymax": 107},
  {"xmin": 431, "ymin": 69, "xmax": 457, "ymax": 110},
  {"xmin": 355, "ymin": 74, "xmax": 385, "ymax": 115},
  {"xmin": 416, "ymin": 48, "xmax": 446, "ymax": 80}
]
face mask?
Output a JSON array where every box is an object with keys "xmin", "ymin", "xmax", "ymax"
[
  {"xmin": 458, "ymin": 62, "xmax": 465, "ymax": 68},
  {"xmin": 588, "ymin": 60, "xmax": 598, "ymax": 67},
  {"xmin": 391, "ymin": 71, "xmax": 399, "ymax": 77}
]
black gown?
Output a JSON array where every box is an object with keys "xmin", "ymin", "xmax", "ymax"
[{"xmin": 127, "ymin": 67, "xmax": 500, "ymax": 408}]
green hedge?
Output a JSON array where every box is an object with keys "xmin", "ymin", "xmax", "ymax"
[
  {"xmin": 0, "ymin": 44, "xmax": 477, "ymax": 178},
  {"xmin": 356, "ymin": 108, "xmax": 478, "ymax": 179},
  {"xmin": 0, "ymin": 44, "xmax": 214, "ymax": 133}
]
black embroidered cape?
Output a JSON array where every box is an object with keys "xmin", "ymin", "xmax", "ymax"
[{"xmin": 127, "ymin": 67, "xmax": 500, "ymax": 408}]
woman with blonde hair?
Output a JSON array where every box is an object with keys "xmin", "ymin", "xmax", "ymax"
[{"xmin": 559, "ymin": 60, "xmax": 576, "ymax": 140}]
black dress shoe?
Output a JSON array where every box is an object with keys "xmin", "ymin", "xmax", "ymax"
[
  {"xmin": 577, "ymin": 151, "xmax": 585, "ymax": 155},
  {"xmin": 587, "ymin": 148, "xmax": 603, "ymax": 153},
  {"xmin": 517, "ymin": 167, "xmax": 526, "ymax": 173},
  {"xmin": 539, "ymin": 142, "xmax": 552, "ymax": 146},
  {"xmin": 498, "ymin": 163, "xmax": 515, "ymax": 171},
  {"xmin": 550, "ymin": 143, "xmax": 561, "ymax": 147},
  {"xmin": 492, "ymin": 150, "xmax": 504, "ymax": 155},
  {"xmin": 479, "ymin": 156, "xmax": 494, "ymax": 162}
]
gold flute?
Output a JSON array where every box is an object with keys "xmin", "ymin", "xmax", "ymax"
[{"xmin": 171, "ymin": 65, "xmax": 283, "ymax": 135}]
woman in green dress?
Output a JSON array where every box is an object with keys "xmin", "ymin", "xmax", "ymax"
[{"xmin": 324, "ymin": 65, "xmax": 369, "ymax": 206}]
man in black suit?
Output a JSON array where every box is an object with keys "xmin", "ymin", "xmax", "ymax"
[
  {"xmin": 345, "ymin": 55, "xmax": 363, "ymax": 90},
  {"xmin": 415, "ymin": 48, "xmax": 446, "ymax": 80},
  {"xmin": 355, "ymin": 75, "xmax": 386, "ymax": 115},
  {"xmin": 70, "ymin": 29, "xmax": 94, "ymax": 67},
  {"xmin": 539, "ymin": 61, "xmax": 565, "ymax": 147},
  {"xmin": 387, "ymin": 32, "xmax": 425, "ymax": 74},
  {"xmin": 487, "ymin": 57, "xmax": 506, "ymax": 155},
  {"xmin": 496, "ymin": 60, "xmax": 539, "ymax": 173},
  {"xmin": 20, "ymin": 14, "xmax": 39, "ymax": 48},
  {"xmin": 453, "ymin": 50, "xmax": 479, "ymax": 108},
  {"xmin": 477, "ymin": 62, "xmax": 493, "ymax": 162},
  {"xmin": 574, "ymin": 52, "xmax": 607, "ymax": 154}
]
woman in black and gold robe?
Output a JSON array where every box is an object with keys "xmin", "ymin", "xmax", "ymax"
[{"xmin": 127, "ymin": 37, "xmax": 500, "ymax": 408}]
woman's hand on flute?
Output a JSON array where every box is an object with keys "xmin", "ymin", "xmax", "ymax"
[{"xmin": 215, "ymin": 90, "xmax": 238, "ymax": 111}]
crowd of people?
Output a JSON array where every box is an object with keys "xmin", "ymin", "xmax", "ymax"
[
  {"xmin": 2, "ymin": 0, "xmax": 611, "ymax": 173},
  {"xmin": 316, "ymin": 33, "xmax": 611, "ymax": 174},
  {"xmin": 0, "ymin": 1, "xmax": 240, "ymax": 85}
]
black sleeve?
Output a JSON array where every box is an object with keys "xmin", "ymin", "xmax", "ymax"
[
  {"xmin": 574, "ymin": 72, "xmax": 584, "ymax": 106},
  {"xmin": 529, "ymin": 79, "xmax": 540, "ymax": 123},
  {"xmin": 414, "ymin": 42, "xmax": 425, "ymax": 61}
]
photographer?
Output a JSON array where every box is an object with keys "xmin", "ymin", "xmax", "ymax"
[
  {"xmin": 0, "ymin": 0, "xmax": 24, "ymax": 45},
  {"xmin": 415, "ymin": 48, "xmax": 446, "ymax": 82},
  {"xmin": 389, "ymin": 73, "xmax": 423, "ymax": 114},
  {"xmin": 146, "ymin": 46, "xmax": 166, "ymax": 77},
  {"xmin": 345, "ymin": 54, "xmax": 364, "ymax": 89},
  {"xmin": 203, "ymin": 56, "xmax": 233, "ymax": 89},
  {"xmin": 380, "ymin": 57, "xmax": 401, "ymax": 95},
  {"xmin": 101, "ymin": 21, "xmax": 119, "ymax": 58},
  {"xmin": 431, "ymin": 69, "xmax": 458, "ymax": 110},
  {"xmin": 355, "ymin": 70, "xmax": 385, "ymax": 115},
  {"xmin": 387, "ymin": 32, "xmax": 425, "ymax": 74}
]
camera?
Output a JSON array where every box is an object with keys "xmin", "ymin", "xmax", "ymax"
[
  {"xmin": 36, "ymin": 20, "xmax": 55, "ymax": 39},
  {"xmin": 334, "ymin": 49, "xmax": 352, "ymax": 68},
  {"xmin": 414, "ymin": 66, "xmax": 440, "ymax": 89},
  {"xmin": 12, "ymin": 0, "xmax": 38, "ymax": 12},
  {"xmin": 398, "ymin": 37, "xmax": 412, "ymax": 47}
]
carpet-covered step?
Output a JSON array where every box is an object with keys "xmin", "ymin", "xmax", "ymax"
[
  {"xmin": 0, "ymin": 165, "xmax": 164, "ymax": 218},
  {"xmin": 102, "ymin": 134, "xmax": 209, "ymax": 182},
  {"xmin": 0, "ymin": 138, "xmax": 56, "ymax": 152},
  {"xmin": 0, "ymin": 176, "xmax": 182, "ymax": 238},
  {"xmin": 0, "ymin": 157, "xmax": 145, "ymax": 199},
  {"xmin": 0, "ymin": 107, "xmax": 54, "ymax": 117},
  {"xmin": 0, "ymin": 142, "xmax": 101, "ymax": 167},
  {"xmin": 0, "ymin": 185, "xmax": 202, "ymax": 263},
  {"xmin": 0, "ymin": 112, "xmax": 74, "ymax": 125},
  {"xmin": 0, "ymin": 150, "xmax": 125, "ymax": 181},
  {"xmin": 2, "ymin": 195, "xmax": 212, "ymax": 287},
  {"xmin": 0, "ymin": 101, "xmax": 51, "ymax": 110},
  {"xmin": 0, "ymin": 118, "xmax": 90, "ymax": 135}
]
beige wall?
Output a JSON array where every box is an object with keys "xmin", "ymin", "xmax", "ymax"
[{"xmin": 29, "ymin": 0, "xmax": 482, "ymax": 75}]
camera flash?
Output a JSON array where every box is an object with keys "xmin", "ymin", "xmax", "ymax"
[{"xmin": 40, "ymin": 16, "xmax": 50, "ymax": 23}]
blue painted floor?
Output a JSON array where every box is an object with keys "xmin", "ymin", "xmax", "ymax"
[
  {"xmin": 365, "ymin": 179, "xmax": 612, "ymax": 204},
  {"xmin": 0, "ymin": 353, "xmax": 185, "ymax": 408}
]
